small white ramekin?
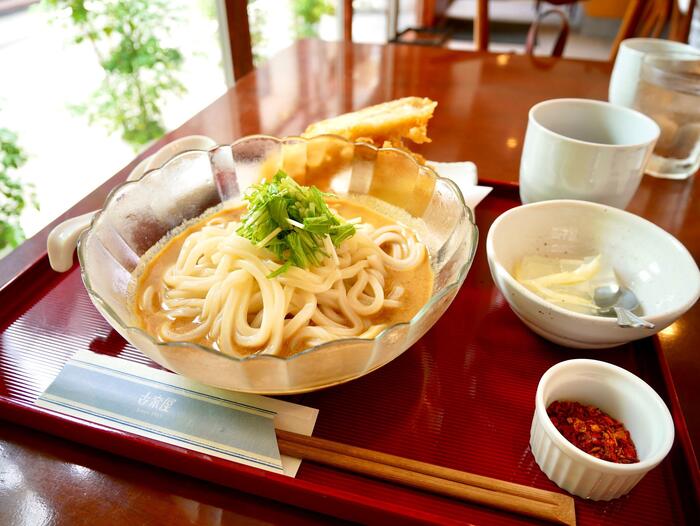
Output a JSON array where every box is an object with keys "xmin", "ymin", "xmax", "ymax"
[{"xmin": 530, "ymin": 359, "xmax": 674, "ymax": 501}]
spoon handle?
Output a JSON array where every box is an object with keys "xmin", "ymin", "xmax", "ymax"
[{"xmin": 613, "ymin": 307, "xmax": 656, "ymax": 329}]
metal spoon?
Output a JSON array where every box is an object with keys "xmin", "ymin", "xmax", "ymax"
[{"xmin": 593, "ymin": 284, "xmax": 655, "ymax": 329}]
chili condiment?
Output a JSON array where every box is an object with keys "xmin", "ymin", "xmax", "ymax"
[{"xmin": 547, "ymin": 400, "xmax": 639, "ymax": 464}]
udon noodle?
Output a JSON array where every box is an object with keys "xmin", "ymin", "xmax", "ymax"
[{"xmin": 134, "ymin": 198, "xmax": 433, "ymax": 358}]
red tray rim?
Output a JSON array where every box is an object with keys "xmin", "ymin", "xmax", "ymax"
[{"xmin": 1, "ymin": 178, "xmax": 698, "ymax": 524}]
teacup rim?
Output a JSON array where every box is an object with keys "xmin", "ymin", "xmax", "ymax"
[
  {"xmin": 619, "ymin": 37, "xmax": 698, "ymax": 56},
  {"xmin": 528, "ymin": 97, "xmax": 660, "ymax": 149}
]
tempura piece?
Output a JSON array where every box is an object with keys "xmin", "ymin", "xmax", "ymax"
[{"xmin": 303, "ymin": 97, "xmax": 437, "ymax": 148}]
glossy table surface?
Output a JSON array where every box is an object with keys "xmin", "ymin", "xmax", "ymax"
[{"xmin": 1, "ymin": 39, "xmax": 698, "ymax": 525}]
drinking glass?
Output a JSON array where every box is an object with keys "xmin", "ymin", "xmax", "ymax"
[
  {"xmin": 633, "ymin": 53, "xmax": 700, "ymax": 179},
  {"xmin": 609, "ymin": 38, "xmax": 698, "ymax": 108}
]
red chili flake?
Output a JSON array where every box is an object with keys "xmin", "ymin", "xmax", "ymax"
[{"xmin": 546, "ymin": 400, "xmax": 639, "ymax": 464}]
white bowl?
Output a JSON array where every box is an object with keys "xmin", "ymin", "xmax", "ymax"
[
  {"xmin": 486, "ymin": 199, "xmax": 700, "ymax": 348},
  {"xmin": 530, "ymin": 359, "xmax": 674, "ymax": 500}
]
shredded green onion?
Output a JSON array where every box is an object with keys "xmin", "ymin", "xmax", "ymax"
[{"xmin": 237, "ymin": 170, "xmax": 356, "ymax": 277}]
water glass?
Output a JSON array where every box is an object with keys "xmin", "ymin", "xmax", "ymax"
[
  {"xmin": 609, "ymin": 38, "xmax": 698, "ymax": 108},
  {"xmin": 633, "ymin": 53, "xmax": 700, "ymax": 179}
]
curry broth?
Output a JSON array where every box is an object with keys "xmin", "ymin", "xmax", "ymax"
[{"xmin": 133, "ymin": 196, "xmax": 433, "ymax": 357}]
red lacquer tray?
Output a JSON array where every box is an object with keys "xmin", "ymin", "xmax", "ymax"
[{"xmin": 1, "ymin": 182, "xmax": 698, "ymax": 525}]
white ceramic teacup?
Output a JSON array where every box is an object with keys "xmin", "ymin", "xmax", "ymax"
[
  {"xmin": 519, "ymin": 99, "xmax": 659, "ymax": 209},
  {"xmin": 609, "ymin": 38, "xmax": 699, "ymax": 108}
]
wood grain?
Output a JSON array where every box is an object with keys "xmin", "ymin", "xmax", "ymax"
[
  {"xmin": 224, "ymin": 0, "xmax": 254, "ymax": 80},
  {"xmin": 277, "ymin": 430, "xmax": 576, "ymax": 525},
  {"xmin": 475, "ymin": 0, "xmax": 490, "ymax": 51},
  {"xmin": 343, "ymin": 0, "xmax": 352, "ymax": 41},
  {"xmin": 0, "ymin": 40, "xmax": 698, "ymax": 525}
]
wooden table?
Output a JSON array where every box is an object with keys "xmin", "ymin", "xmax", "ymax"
[{"xmin": 1, "ymin": 40, "xmax": 698, "ymax": 525}]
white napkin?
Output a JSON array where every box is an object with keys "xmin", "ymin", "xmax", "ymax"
[{"xmin": 428, "ymin": 161, "xmax": 492, "ymax": 212}]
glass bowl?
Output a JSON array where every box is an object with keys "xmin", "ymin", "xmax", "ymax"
[{"xmin": 78, "ymin": 135, "xmax": 478, "ymax": 394}]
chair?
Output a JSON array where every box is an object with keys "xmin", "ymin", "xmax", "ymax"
[
  {"xmin": 610, "ymin": 0, "xmax": 670, "ymax": 61},
  {"xmin": 225, "ymin": 0, "xmax": 695, "ymax": 77},
  {"xmin": 610, "ymin": 0, "xmax": 697, "ymax": 61},
  {"xmin": 382, "ymin": 0, "xmax": 572, "ymax": 56},
  {"xmin": 455, "ymin": 0, "xmax": 577, "ymax": 56},
  {"xmin": 669, "ymin": 0, "xmax": 697, "ymax": 41},
  {"xmin": 224, "ymin": 0, "xmax": 697, "ymax": 80},
  {"xmin": 525, "ymin": 9, "xmax": 570, "ymax": 58},
  {"xmin": 454, "ymin": 0, "xmax": 696, "ymax": 61}
]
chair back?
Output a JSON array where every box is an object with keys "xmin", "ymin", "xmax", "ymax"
[
  {"xmin": 525, "ymin": 9, "xmax": 571, "ymax": 58},
  {"xmin": 610, "ymin": 0, "xmax": 696, "ymax": 61}
]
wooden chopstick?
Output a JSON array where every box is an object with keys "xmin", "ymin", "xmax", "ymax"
[{"xmin": 276, "ymin": 429, "xmax": 576, "ymax": 526}]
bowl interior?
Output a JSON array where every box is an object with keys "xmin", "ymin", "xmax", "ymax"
[
  {"xmin": 531, "ymin": 99, "xmax": 659, "ymax": 147},
  {"xmin": 78, "ymin": 135, "xmax": 477, "ymax": 393},
  {"xmin": 490, "ymin": 201, "xmax": 700, "ymax": 318},
  {"xmin": 538, "ymin": 360, "xmax": 674, "ymax": 464}
]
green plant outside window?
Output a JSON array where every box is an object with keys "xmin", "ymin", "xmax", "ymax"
[
  {"xmin": 292, "ymin": 0, "xmax": 335, "ymax": 38},
  {"xmin": 0, "ymin": 128, "xmax": 36, "ymax": 252},
  {"xmin": 42, "ymin": 0, "xmax": 186, "ymax": 149}
]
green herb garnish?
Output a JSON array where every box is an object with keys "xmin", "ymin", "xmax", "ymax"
[{"xmin": 237, "ymin": 170, "xmax": 356, "ymax": 277}]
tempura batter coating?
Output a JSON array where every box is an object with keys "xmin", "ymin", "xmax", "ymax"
[{"xmin": 303, "ymin": 97, "xmax": 437, "ymax": 147}]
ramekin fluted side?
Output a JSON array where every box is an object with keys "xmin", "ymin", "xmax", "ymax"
[
  {"xmin": 530, "ymin": 411, "xmax": 647, "ymax": 500},
  {"xmin": 530, "ymin": 359, "xmax": 674, "ymax": 501}
]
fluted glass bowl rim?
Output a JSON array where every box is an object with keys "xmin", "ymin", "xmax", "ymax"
[{"xmin": 77, "ymin": 134, "xmax": 478, "ymax": 364}]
